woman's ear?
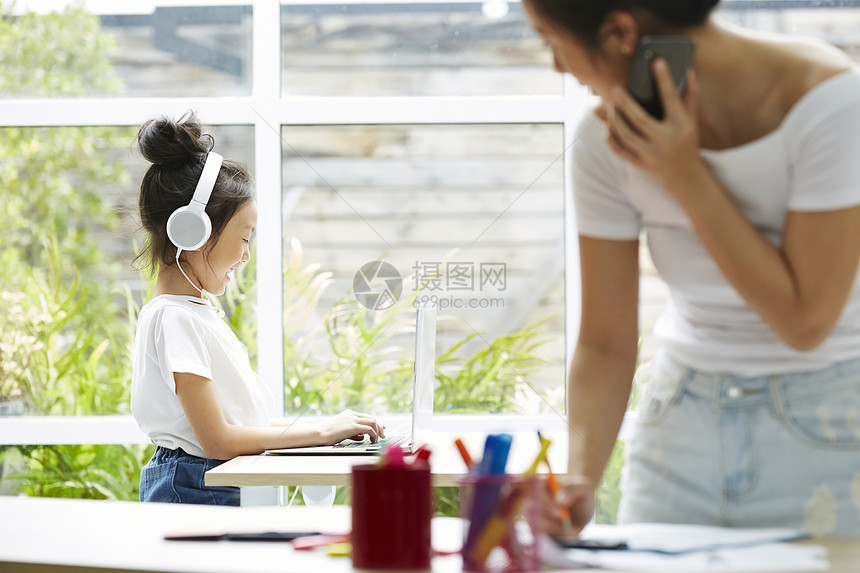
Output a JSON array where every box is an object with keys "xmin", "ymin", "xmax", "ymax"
[{"xmin": 597, "ymin": 10, "xmax": 640, "ymax": 58}]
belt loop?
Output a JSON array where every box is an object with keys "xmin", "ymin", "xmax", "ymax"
[
  {"xmin": 711, "ymin": 373, "xmax": 722, "ymax": 410},
  {"xmin": 669, "ymin": 357, "xmax": 690, "ymax": 405},
  {"xmin": 769, "ymin": 375, "xmax": 786, "ymax": 420}
]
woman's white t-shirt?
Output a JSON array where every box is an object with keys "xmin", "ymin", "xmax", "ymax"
[
  {"xmin": 131, "ymin": 295, "xmax": 271, "ymax": 458},
  {"xmin": 573, "ymin": 68, "xmax": 860, "ymax": 376}
]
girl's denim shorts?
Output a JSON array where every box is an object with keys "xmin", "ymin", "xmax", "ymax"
[
  {"xmin": 139, "ymin": 446, "xmax": 239, "ymax": 506},
  {"xmin": 618, "ymin": 351, "xmax": 860, "ymax": 536}
]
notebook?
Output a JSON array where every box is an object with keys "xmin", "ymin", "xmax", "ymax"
[{"xmin": 264, "ymin": 304, "xmax": 436, "ymax": 456}]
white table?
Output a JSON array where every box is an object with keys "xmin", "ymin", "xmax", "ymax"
[
  {"xmin": 206, "ymin": 431, "xmax": 568, "ymax": 488},
  {"xmin": 0, "ymin": 496, "xmax": 856, "ymax": 573}
]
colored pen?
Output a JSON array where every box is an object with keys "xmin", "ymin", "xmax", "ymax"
[
  {"xmin": 468, "ymin": 437, "xmax": 551, "ymax": 563},
  {"xmin": 382, "ymin": 443, "xmax": 406, "ymax": 468},
  {"xmin": 412, "ymin": 445, "xmax": 432, "ymax": 467},
  {"xmin": 326, "ymin": 541, "xmax": 353, "ymax": 556},
  {"xmin": 292, "ymin": 534, "xmax": 351, "ymax": 551},
  {"xmin": 523, "ymin": 436, "xmax": 551, "ymax": 475},
  {"xmin": 538, "ymin": 431, "xmax": 573, "ymax": 534},
  {"xmin": 454, "ymin": 437, "xmax": 474, "ymax": 470},
  {"xmin": 477, "ymin": 433, "xmax": 512, "ymax": 476},
  {"xmin": 463, "ymin": 434, "xmax": 513, "ymax": 560}
]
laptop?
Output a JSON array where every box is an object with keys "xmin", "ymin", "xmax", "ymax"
[{"xmin": 264, "ymin": 304, "xmax": 436, "ymax": 456}]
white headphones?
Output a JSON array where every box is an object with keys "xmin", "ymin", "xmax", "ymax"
[{"xmin": 166, "ymin": 151, "xmax": 223, "ymax": 254}]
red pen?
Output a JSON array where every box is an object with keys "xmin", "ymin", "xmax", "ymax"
[{"xmin": 412, "ymin": 445, "xmax": 432, "ymax": 467}]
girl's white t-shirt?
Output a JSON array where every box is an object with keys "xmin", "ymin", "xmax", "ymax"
[
  {"xmin": 131, "ymin": 294, "xmax": 271, "ymax": 458},
  {"xmin": 572, "ymin": 68, "xmax": 860, "ymax": 376}
]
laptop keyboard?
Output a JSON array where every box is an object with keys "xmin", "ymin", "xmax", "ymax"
[{"xmin": 333, "ymin": 434, "xmax": 410, "ymax": 450}]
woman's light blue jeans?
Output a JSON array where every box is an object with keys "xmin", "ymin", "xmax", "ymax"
[{"xmin": 618, "ymin": 352, "xmax": 860, "ymax": 536}]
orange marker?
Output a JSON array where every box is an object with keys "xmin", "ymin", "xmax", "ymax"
[{"xmin": 454, "ymin": 438, "xmax": 474, "ymax": 470}]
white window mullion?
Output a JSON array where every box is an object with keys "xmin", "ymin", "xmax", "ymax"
[
  {"xmin": 561, "ymin": 78, "xmax": 593, "ymax": 434},
  {"xmin": 0, "ymin": 417, "xmax": 148, "ymax": 445},
  {"xmin": 277, "ymin": 96, "xmax": 566, "ymax": 125},
  {"xmin": 0, "ymin": 97, "xmax": 568, "ymax": 129},
  {"xmin": 0, "ymin": 98, "xmax": 258, "ymax": 127},
  {"xmin": 252, "ymin": 0, "xmax": 286, "ymax": 418},
  {"xmin": 0, "ymin": 413, "xmax": 636, "ymax": 445},
  {"xmin": 562, "ymin": 78, "xmax": 591, "ymax": 372}
]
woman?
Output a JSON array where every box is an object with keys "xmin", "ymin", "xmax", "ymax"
[{"xmin": 524, "ymin": 0, "xmax": 860, "ymax": 535}]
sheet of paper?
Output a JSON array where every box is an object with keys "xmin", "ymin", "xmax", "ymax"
[
  {"xmin": 579, "ymin": 522, "xmax": 809, "ymax": 554},
  {"xmin": 538, "ymin": 523, "xmax": 829, "ymax": 572},
  {"xmin": 541, "ymin": 539, "xmax": 828, "ymax": 572}
]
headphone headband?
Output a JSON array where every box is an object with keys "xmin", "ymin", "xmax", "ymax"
[
  {"xmin": 190, "ymin": 152, "xmax": 223, "ymax": 209},
  {"xmin": 166, "ymin": 151, "xmax": 223, "ymax": 253}
]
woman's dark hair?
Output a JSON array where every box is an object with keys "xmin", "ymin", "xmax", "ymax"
[
  {"xmin": 526, "ymin": 0, "xmax": 720, "ymax": 46},
  {"xmin": 133, "ymin": 110, "xmax": 254, "ymax": 274}
]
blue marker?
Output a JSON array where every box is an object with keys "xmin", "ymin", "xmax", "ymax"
[
  {"xmin": 463, "ymin": 433, "xmax": 512, "ymax": 561},
  {"xmin": 477, "ymin": 433, "xmax": 512, "ymax": 476}
]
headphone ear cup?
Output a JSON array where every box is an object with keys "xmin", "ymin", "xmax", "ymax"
[{"xmin": 166, "ymin": 206, "xmax": 212, "ymax": 252}]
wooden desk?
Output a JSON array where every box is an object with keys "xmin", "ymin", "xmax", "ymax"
[
  {"xmin": 206, "ymin": 431, "xmax": 568, "ymax": 488},
  {"xmin": 0, "ymin": 496, "xmax": 856, "ymax": 573}
]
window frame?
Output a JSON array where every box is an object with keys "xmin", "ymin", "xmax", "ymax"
[
  {"xmin": 6, "ymin": 0, "xmax": 848, "ymax": 444},
  {"xmin": 0, "ymin": 0, "xmax": 586, "ymax": 445}
]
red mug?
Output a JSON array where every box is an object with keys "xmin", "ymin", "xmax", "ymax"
[{"xmin": 351, "ymin": 463, "xmax": 432, "ymax": 570}]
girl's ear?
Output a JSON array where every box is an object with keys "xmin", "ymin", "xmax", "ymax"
[{"xmin": 597, "ymin": 10, "xmax": 641, "ymax": 57}]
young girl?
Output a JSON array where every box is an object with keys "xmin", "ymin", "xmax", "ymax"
[
  {"xmin": 524, "ymin": 0, "xmax": 860, "ymax": 535},
  {"xmin": 131, "ymin": 112, "xmax": 384, "ymax": 505}
]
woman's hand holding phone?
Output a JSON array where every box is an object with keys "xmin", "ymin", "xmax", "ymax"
[{"xmin": 606, "ymin": 58, "xmax": 708, "ymax": 199}]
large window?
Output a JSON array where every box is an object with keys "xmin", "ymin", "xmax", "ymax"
[
  {"xmin": 280, "ymin": 3, "xmax": 558, "ymax": 96},
  {"xmin": 0, "ymin": 1, "xmax": 573, "ymax": 435},
  {"xmin": 280, "ymin": 123, "xmax": 565, "ymax": 415},
  {"xmin": 3, "ymin": 0, "xmax": 860, "ymax": 509}
]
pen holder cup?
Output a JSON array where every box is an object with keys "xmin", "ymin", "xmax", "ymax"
[
  {"xmin": 351, "ymin": 463, "xmax": 432, "ymax": 570},
  {"xmin": 458, "ymin": 474, "xmax": 542, "ymax": 573}
]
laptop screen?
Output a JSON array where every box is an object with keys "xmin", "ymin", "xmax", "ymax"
[{"xmin": 412, "ymin": 303, "xmax": 436, "ymax": 450}]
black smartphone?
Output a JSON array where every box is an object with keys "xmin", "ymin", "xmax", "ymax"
[{"xmin": 626, "ymin": 35, "xmax": 697, "ymax": 120}]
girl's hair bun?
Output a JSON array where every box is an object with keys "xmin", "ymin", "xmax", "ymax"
[{"xmin": 137, "ymin": 110, "xmax": 214, "ymax": 166}]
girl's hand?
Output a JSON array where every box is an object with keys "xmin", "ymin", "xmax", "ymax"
[
  {"xmin": 539, "ymin": 474, "xmax": 597, "ymax": 537},
  {"xmin": 605, "ymin": 58, "xmax": 706, "ymax": 197},
  {"xmin": 320, "ymin": 409, "xmax": 385, "ymax": 445}
]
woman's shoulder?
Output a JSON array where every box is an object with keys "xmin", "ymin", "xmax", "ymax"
[
  {"xmin": 769, "ymin": 36, "xmax": 857, "ymax": 114},
  {"xmin": 781, "ymin": 68, "xmax": 860, "ymax": 139}
]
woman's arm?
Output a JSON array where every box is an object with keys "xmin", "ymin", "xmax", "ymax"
[
  {"xmin": 270, "ymin": 418, "xmax": 311, "ymax": 427},
  {"xmin": 569, "ymin": 235, "xmax": 640, "ymax": 481},
  {"xmin": 175, "ymin": 372, "xmax": 383, "ymax": 460},
  {"xmin": 607, "ymin": 61, "xmax": 860, "ymax": 350},
  {"xmin": 669, "ymin": 180, "xmax": 860, "ymax": 351},
  {"xmin": 548, "ymin": 235, "xmax": 640, "ymax": 535}
]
